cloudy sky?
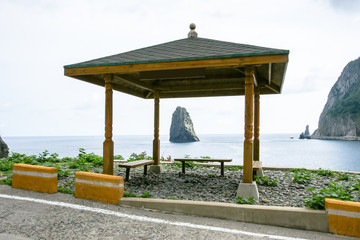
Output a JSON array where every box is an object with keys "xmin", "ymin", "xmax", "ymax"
[{"xmin": 1, "ymin": 0, "xmax": 360, "ymax": 137}]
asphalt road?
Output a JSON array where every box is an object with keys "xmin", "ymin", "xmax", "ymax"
[{"xmin": 0, "ymin": 185, "xmax": 356, "ymax": 240}]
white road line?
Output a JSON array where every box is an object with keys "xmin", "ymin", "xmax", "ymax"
[{"xmin": 0, "ymin": 194, "xmax": 308, "ymax": 240}]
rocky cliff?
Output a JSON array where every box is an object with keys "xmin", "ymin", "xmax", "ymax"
[
  {"xmin": 169, "ymin": 106, "xmax": 199, "ymax": 143},
  {"xmin": 312, "ymin": 57, "xmax": 360, "ymax": 140},
  {"xmin": 0, "ymin": 136, "xmax": 9, "ymax": 158}
]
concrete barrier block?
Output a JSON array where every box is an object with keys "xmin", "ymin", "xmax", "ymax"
[
  {"xmin": 75, "ymin": 171, "xmax": 124, "ymax": 205},
  {"xmin": 325, "ymin": 198, "xmax": 360, "ymax": 238},
  {"xmin": 119, "ymin": 198, "xmax": 329, "ymax": 232},
  {"xmin": 12, "ymin": 163, "xmax": 58, "ymax": 193}
]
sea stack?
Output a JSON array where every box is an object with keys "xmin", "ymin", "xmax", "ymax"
[
  {"xmin": 312, "ymin": 57, "xmax": 360, "ymax": 140},
  {"xmin": 299, "ymin": 125, "xmax": 311, "ymax": 139},
  {"xmin": 0, "ymin": 136, "xmax": 9, "ymax": 158},
  {"xmin": 169, "ymin": 106, "xmax": 199, "ymax": 143}
]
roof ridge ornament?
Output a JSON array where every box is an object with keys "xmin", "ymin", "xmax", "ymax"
[{"xmin": 188, "ymin": 23, "xmax": 198, "ymax": 38}]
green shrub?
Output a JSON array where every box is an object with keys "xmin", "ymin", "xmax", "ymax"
[
  {"xmin": 314, "ymin": 168, "xmax": 334, "ymax": 176},
  {"xmin": 77, "ymin": 148, "xmax": 103, "ymax": 167},
  {"xmin": 185, "ymin": 161, "xmax": 195, "ymax": 168},
  {"xmin": 305, "ymin": 181, "xmax": 355, "ymax": 210},
  {"xmin": 140, "ymin": 192, "xmax": 152, "ymax": 198},
  {"xmin": 37, "ymin": 150, "xmax": 61, "ymax": 163},
  {"xmin": 293, "ymin": 173, "xmax": 311, "ymax": 184},
  {"xmin": 290, "ymin": 168, "xmax": 309, "ymax": 174},
  {"xmin": 225, "ymin": 166, "xmax": 243, "ymax": 171},
  {"xmin": 0, "ymin": 176, "xmax": 12, "ymax": 186},
  {"xmin": 236, "ymin": 196, "xmax": 255, "ymax": 205},
  {"xmin": 175, "ymin": 161, "xmax": 195, "ymax": 168},
  {"xmin": 337, "ymin": 173, "xmax": 350, "ymax": 181},
  {"xmin": 255, "ymin": 176, "xmax": 278, "ymax": 187},
  {"xmin": 124, "ymin": 191, "xmax": 137, "ymax": 197},
  {"xmin": 114, "ymin": 155, "xmax": 124, "ymax": 160},
  {"xmin": 68, "ymin": 161, "xmax": 81, "ymax": 169},
  {"xmin": 0, "ymin": 160, "xmax": 13, "ymax": 172},
  {"xmin": 352, "ymin": 179, "xmax": 360, "ymax": 191},
  {"xmin": 57, "ymin": 166, "xmax": 71, "ymax": 180},
  {"xmin": 128, "ymin": 152, "xmax": 152, "ymax": 162},
  {"xmin": 160, "ymin": 155, "xmax": 172, "ymax": 161},
  {"xmin": 58, "ymin": 186, "xmax": 75, "ymax": 195}
]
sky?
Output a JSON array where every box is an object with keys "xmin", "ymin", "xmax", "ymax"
[{"xmin": 1, "ymin": 0, "xmax": 360, "ymax": 137}]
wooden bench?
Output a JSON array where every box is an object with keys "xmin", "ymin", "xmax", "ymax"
[
  {"xmin": 253, "ymin": 160, "xmax": 263, "ymax": 177},
  {"xmin": 118, "ymin": 160, "xmax": 154, "ymax": 181},
  {"xmin": 174, "ymin": 158, "xmax": 232, "ymax": 177}
]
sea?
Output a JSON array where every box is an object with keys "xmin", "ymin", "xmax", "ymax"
[{"xmin": 2, "ymin": 134, "xmax": 360, "ymax": 172}]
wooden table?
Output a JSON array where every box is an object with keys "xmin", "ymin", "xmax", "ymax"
[
  {"xmin": 118, "ymin": 160, "xmax": 154, "ymax": 181},
  {"xmin": 174, "ymin": 158, "xmax": 232, "ymax": 176}
]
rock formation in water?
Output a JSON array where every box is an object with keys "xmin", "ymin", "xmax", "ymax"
[
  {"xmin": 0, "ymin": 136, "xmax": 9, "ymax": 158},
  {"xmin": 312, "ymin": 57, "xmax": 360, "ymax": 140},
  {"xmin": 169, "ymin": 106, "xmax": 199, "ymax": 143},
  {"xmin": 299, "ymin": 125, "xmax": 311, "ymax": 139}
]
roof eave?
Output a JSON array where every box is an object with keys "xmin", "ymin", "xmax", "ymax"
[{"xmin": 64, "ymin": 53, "xmax": 289, "ymax": 77}]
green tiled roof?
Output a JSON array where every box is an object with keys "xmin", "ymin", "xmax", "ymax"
[{"xmin": 64, "ymin": 37, "xmax": 289, "ymax": 69}]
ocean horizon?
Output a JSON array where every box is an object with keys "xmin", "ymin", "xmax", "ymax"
[{"xmin": 3, "ymin": 133, "xmax": 360, "ymax": 172}]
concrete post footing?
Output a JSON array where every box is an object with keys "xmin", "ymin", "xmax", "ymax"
[
  {"xmin": 237, "ymin": 181, "xmax": 259, "ymax": 201},
  {"xmin": 149, "ymin": 165, "xmax": 164, "ymax": 174}
]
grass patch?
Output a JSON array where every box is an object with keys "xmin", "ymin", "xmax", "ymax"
[
  {"xmin": 140, "ymin": 192, "xmax": 152, "ymax": 198},
  {"xmin": 225, "ymin": 166, "xmax": 243, "ymax": 171},
  {"xmin": 58, "ymin": 186, "xmax": 75, "ymax": 195},
  {"xmin": 236, "ymin": 196, "xmax": 256, "ymax": 205},
  {"xmin": 124, "ymin": 191, "xmax": 137, "ymax": 197}
]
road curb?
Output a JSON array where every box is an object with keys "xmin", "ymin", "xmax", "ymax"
[{"xmin": 119, "ymin": 198, "xmax": 329, "ymax": 232}]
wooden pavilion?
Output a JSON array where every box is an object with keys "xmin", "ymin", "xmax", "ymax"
[{"xmin": 64, "ymin": 24, "xmax": 289, "ymax": 197}]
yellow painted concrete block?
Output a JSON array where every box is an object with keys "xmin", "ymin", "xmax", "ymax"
[
  {"xmin": 325, "ymin": 198, "xmax": 360, "ymax": 238},
  {"xmin": 75, "ymin": 171, "xmax": 124, "ymax": 205},
  {"xmin": 12, "ymin": 163, "xmax": 58, "ymax": 193}
]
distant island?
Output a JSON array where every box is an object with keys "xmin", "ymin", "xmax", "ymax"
[{"xmin": 312, "ymin": 57, "xmax": 360, "ymax": 141}]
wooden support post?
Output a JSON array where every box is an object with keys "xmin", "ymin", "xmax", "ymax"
[
  {"xmin": 153, "ymin": 92, "xmax": 160, "ymax": 165},
  {"xmin": 221, "ymin": 162, "xmax": 225, "ymax": 177},
  {"xmin": 103, "ymin": 74, "xmax": 114, "ymax": 175},
  {"xmin": 254, "ymin": 88, "xmax": 260, "ymax": 162},
  {"xmin": 243, "ymin": 66, "xmax": 254, "ymax": 183}
]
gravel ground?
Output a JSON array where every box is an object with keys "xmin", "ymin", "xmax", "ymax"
[
  {"xmin": 55, "ymin": 163, "xmax": 360, "ymax": 207},
  {"xmin": 119, "ymin": 164, "xmax": 360, "ymax": 207}
]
